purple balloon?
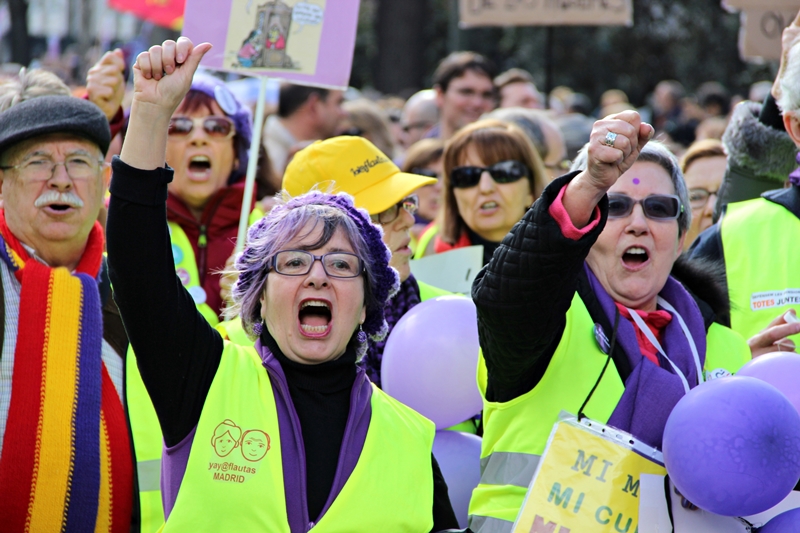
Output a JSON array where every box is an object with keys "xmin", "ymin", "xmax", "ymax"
[
  {"xmin": 381, "ymin": 296, "xmax": 482, "ymax": 429},
  {"xmin": 432, "ymin": 430, "xmax": 482, "ymax": 529},
  {"xmin": 663, "ymin": 377, "xmax": 800, "ymax": 517},
  {"xmin": 737, "ymin": 352, "xmax": 800, "ymax": 415},
  {"xmin": 759, "ymin": 507, "xmax": 800, "ymax": 533}
]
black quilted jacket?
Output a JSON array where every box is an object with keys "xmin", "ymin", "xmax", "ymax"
[{"xmin": 473, "ymin": 173, "xmax": 729, "ymax": 404}]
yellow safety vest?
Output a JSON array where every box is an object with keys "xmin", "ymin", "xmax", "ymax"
[
  {"xmin": 468, "ymin": 292, "xmax": 750, "ymax": 532},
  {"xmin": 163, "ymin": 342, "xmax": 435, "ymax": 531},
  {"xmin": 413, "ymin": 224, "xmax": 439, "ymax": 260},
  {"xmin": 722, "ymin": 198, "xmax": 800, "ymax": 344},
  {"xmin": 167, "ymin": 222, "xmax": 220, "ymax": 326}
]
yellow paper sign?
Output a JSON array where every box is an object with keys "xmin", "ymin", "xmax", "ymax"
[{"xmin": 513, "ymin": 418, "xmax": 666, "ymax": 533}]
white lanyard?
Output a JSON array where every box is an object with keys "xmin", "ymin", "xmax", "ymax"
[{"xmin": 624, "ymin": 297, "xmax": 703, "ymax": 394}]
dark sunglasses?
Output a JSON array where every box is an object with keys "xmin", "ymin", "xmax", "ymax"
[
  {"xmin": 168, "ymin": 116, "xmax": 236, "ymax": 139},
  {"xmin": 450, "ymin": 160, "xmax": 530, "ymax": 189},
  {"xmin": 410, "ymin": 167, "xmax": 440, "ymax": 179},
  {"xmin": 607, "ymin": 193, "xmax": 683, "ymax": 220}
]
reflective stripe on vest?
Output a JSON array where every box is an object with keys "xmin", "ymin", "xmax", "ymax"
[
  {"xmin": 468, "ymin": 292, "xmax": 750, "ymax": 531},
  {"xmin": 722, "ymin": 198, "xmax": 800, "ymax": 344},
  {"xmin": 126, "ymin": 347, "xmax": 166, "ymax": 532},
  {"xmin": 163, "ymin": 342, "xmax": 435, "ymax": 531}
]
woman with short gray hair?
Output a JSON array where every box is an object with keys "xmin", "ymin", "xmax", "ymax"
[{"xmin": 468, "ymin": 111, "xmax": 750, "ymax": 530}]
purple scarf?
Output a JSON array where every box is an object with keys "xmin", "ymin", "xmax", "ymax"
[
  {"xmin": 789, "ymin": 153, "xmax": 800, "ymax": 186},
  {"xmin": 584, "ymin": 264, "xmax": 707, "ymax": 449},
  {"xmin": 361, "ymin": 274, "xmax": 421, "ymax": 388}
]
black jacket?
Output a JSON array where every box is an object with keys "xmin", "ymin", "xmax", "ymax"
[{"xmin": 474, "ymin": 173, "xmax": 731, "ymax": 404}]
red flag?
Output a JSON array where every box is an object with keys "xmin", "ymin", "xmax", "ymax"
[{"xmin": 108, "ymin": 0, "xmax": 186, "ymax": 30}]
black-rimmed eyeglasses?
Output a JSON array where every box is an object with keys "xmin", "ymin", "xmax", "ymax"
[{"xmin": 270, "ymin": 250, "xmax": 364, "ymax": 278}]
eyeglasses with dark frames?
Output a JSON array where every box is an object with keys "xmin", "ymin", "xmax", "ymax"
[
  {"xmin": 270, "ymin": 250, "xmax": 364, "ymax": 278},
  {"xmin": 607, "ymin": 193, "xmax": 684, "ymax": 220},
  {"xmin": 371, "ymin": 195, "xmax": 419, "ymax": 225},
  {"xmin": 450, "ymin": 160, "xmax": 530, "ymax": 189}
]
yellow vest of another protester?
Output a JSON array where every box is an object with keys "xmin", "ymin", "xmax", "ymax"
[
  {"xmin": 722, "ymin": 198, "xmax": 800, "ymax": 344},
  {"xmin": 162, "ymin": 342, "xmax": 435, "ymax": 532},
  {"xmin": 468, "ymin": 293, "xmax": 750, "ymax": 533},
  {"xmin": 413, "ymin": 224, "xmax": 439, "ymax": 260}
]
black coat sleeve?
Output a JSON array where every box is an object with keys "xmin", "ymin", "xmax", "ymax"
[
  {"xmin": 471, "ymin": 173, "xmax": 607, "ymax": 403},
  {"xmin": 106, "ymin": 157, "xmax": 223, "ymax": 447},
  {"xmin": 431, "ymin": 454, "xmax": 459, "ymax": 532}
]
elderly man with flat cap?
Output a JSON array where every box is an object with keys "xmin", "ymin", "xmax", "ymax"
[{"xmin": 0, "ymin": 95, "xmax": 135, "ymax": 531}]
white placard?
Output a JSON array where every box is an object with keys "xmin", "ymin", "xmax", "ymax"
[{"xmin": 409, "ymin": 246, "xmax": 483, "ymax": 294}]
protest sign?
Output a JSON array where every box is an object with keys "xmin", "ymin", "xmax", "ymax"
[
  {"xmin": 109, "ymin": 0, "xmax": 186, "ymax": 30},
  {"xmin": 459, "ymin": 0, "xmax": 633, "ymax": 28},
  {"xmin": 512, "ymin": 415, "xmax": 665, "ymax": 533},
  {"xmin": 409, "ymin": 246, "xmax": 483, "ymax": 294},
  {"xmin": 739, "ymin": 9, "xmax": 798, "ymax": 60},
  {"xmin": 182, "ymin": 0, "xmax": 359, "ymax": 89}
]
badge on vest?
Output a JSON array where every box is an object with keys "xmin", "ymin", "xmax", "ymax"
[
  {"xmin": 207, "ymin": 419, "xmax": 270, "ymax": 483},
  {"xmin": 704, "ymin": 368, "xmax": 731, "ymax": 381},
  {"xmin": 750, "ymin": 289, "xmax": 800, "ymax": 311}
]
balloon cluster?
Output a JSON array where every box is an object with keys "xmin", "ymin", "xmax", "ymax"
[
  {"xmin": 381, "ymin": 296, "xmax": 484, "ymax": 528},
  {"xmin": 663, "ymin": 353, "xmax": 800, "ymax": 518}
]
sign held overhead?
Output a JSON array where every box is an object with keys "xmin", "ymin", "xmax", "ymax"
[{"xmin": 459, "ymin": 0, "xmax": 633, "ymax": 28}]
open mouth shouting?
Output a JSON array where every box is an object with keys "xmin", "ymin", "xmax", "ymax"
[
  {"xmin": 187, "ymin": 155, "xmax": 212, "ymax": 180},
  {"xmin": 298, "ymin": 298, "xmax": 332, "ymax": 338},
  {"xmin": 621, "ymin": 246, "xmax": 650, "ymax": 270},
  {"xmin": 34, "ymin": 190, "xmax": 84, "ymax": 215},
  {"xmin": 479, "ymin": 200, "xmax": 499, "ymax": 214}
]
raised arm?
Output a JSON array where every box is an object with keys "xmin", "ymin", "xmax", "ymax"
[
  {"xmin": 473, "ymin": 112, "xmax": 653, "ymax": 402},
  {"xmin": 107, "ymin": 39, "xmax": 223, "ymax": 446}
]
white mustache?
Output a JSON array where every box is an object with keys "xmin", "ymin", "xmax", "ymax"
[{"xmin": 33, "ymin": 190, "xmax": 84, "ymax": 209}]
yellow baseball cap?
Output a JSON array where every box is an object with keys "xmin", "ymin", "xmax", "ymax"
[{"xmin": 282, "ymin": 136, "xmax": 438, "ymax": 215}]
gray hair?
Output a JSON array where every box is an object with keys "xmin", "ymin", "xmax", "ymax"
[
  {"xmin": 779, "ymin": 41, "xmax": 800, "ymax": 114},
  {"xmin": 0, "ymin": 67, "xmax": 70, "ymax": 114},
  {"xmin": 570, "ymin": 139, "xmax": 692, "ymax": 235}
]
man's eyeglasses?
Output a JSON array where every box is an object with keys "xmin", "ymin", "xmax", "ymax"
[
  {"xmin": 168, "ymin": 116, "xmax": 236, "ymax": 139},
  {"xmin": 410, "ymin": 168, "xmax": 440, "ymax": 180},
  {"xmin": 607, "ymin": 193, "xmax": 684, "ymax": 220},
  {"xmin": 688, "ymin": 188, "xmax": 718, "ymax": 209},
  {"xmin": 450, "ymin": 160, "xmax": 530, "ymax": 189},
  {"xmin": 271, "ymin": 250, "xmax": 364, "ymax": 278},
  {"xmin": 0, "ymin": 156, "xmax": 104, "ymax": 181},
  {"xmin": 371, "ymin": 195, "xmax": 419, "ymax": 225}
]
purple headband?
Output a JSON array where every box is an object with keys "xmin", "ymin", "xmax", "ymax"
[
  {"xmin": 238, "ymin": 191, "xmax": 400, "ymax": 341},
  {"xmin": 189, "ymin": 73, "xmax": 254, "ymax": 182}
]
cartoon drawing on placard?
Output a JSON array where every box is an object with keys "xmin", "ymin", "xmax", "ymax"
[{"xmin": 225, "ymin": 0, "xmax": 326, "ymax": 74}]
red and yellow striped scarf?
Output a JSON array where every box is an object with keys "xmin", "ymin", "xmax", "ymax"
[{"xmin": 0, "ymin": 212, "xmax": 132, "ymax": 532}]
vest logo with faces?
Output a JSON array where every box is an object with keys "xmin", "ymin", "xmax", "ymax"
[{"xmin": 207, "ymin": 419, "xmax": 270, "ymax": 483}]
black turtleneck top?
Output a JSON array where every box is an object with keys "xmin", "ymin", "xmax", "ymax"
[{"xmin": 107, "ymin": 159, "xmax": 458, "ymax": 531}]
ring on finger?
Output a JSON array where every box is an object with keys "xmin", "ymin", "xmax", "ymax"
[{"xmin": 603, "ymin": 131, "xmax": 618, "ymax": 148}]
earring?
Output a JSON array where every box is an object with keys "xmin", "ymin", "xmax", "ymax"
[
  {"xmin": 253, "ymin": 321, "xmax": 264, "ymax": 336},
  {"xmin": 357, "ymin": 324, "xmax": 367, "ymax": 344}
]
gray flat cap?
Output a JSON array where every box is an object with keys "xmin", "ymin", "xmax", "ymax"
[{"xmin": 0, "ymin": 95, "xmax": 111, "ymax": 157}]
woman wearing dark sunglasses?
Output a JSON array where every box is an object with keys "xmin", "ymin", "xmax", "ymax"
[
  {"xmin": 163, "ymin": 74, "xmax": 275, "ymax": 322},
  {"xmin": 469, "ymin": 111, "xmax": 751, "ymax": 529},
  {"xmin": 415, "ymin": 119, "xmax": 548, "ymax": 265}
]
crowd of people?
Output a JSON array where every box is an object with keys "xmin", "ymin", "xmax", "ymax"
[{"xmin": 2, "ymin": 9, "xmax": 800, "ymax": 533}]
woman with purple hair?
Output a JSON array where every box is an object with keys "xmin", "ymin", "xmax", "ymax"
[{"xmin": 107, "ymin": 38, "xmax": 458, "ymax": 531}]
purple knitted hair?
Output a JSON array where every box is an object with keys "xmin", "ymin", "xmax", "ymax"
[
  {"xmin": 188, "ymin": 73, "xmax": 253, "ymax": 181},
  {"xmin": 226, "ymin": 191, "xmax": 400, "ymax": 354}
]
